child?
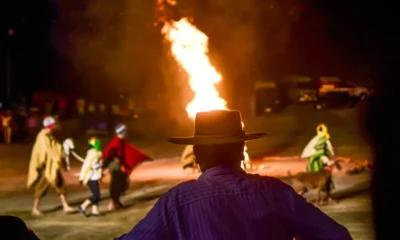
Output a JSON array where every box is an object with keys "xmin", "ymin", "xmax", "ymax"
[{"xmin": 78, "ymin": 137, "xmax": 103, "ymax": 217}]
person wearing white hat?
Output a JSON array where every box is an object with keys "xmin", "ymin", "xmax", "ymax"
[
  {"xmin": 27, "ymin": 116, "xmax": 74, "ymax": 216},
  {"xmin": 102, "ymin": 124, "xmax": 129, "ymax": 210},
  {"xmin": 103, "ymin": 124, "xmax": 152, "ymax": 210}
]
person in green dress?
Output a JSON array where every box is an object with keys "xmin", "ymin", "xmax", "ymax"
[{"xmin": 301, "ymin": 124, "xmax": 334, "ymax": 172}]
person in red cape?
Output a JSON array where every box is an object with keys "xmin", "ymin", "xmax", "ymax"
[{"xmin": 102, "ymin": 124, "xmax": 152, "ymax": 210}]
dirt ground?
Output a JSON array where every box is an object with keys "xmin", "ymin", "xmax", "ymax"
[
  {"xmin": 0, "ymin": 155, "xmax": 373, "ymax": 240},
  {"xmin": 0, "ymin": 106, "xmax": 375, "ymax": 239},
  {"xmin": 24, "ymin": 186, "xmax": 373, "ymax": 240}
]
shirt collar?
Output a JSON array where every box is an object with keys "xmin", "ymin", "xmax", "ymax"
[{"xmin": 199, "ymin": 166, "xmax": 246, "ymax": 180}]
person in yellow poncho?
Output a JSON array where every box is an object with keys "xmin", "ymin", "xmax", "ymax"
[
  {"xmin": 181, "ymin": 145, "xmax": 200, "ymax": 173},
  {"xmin": 27, "ymin": 116, "xmax": 74, "ymax": 216}
]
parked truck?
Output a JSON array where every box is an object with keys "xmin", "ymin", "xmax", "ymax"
[{"xmin": 252, "ymin": 81, "xmax": 287, "ymax": 116}]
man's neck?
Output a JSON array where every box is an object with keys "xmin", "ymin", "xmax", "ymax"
[{"xmin": 201, "ymin": 164, "xmax": 242, "ymax": 173}]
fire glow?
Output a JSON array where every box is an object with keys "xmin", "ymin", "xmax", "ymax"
[{"xmin": 160, "ymin": 14, "xmax": 251, "ymax": 168}]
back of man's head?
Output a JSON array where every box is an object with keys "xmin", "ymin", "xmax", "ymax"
[{"xmin": 193, "ymin": 142, "xmax": 245, "ymax": 172}]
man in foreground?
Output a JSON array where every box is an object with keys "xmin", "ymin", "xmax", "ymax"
[{"xmin": 117, "ymin": 110, "xmax": 351, "ymax": 240}]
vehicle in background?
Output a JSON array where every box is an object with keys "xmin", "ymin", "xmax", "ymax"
[
  {"xmin": 314, "ymin": 91, "xmax": 359, "ymax": 110},
  {"xmin": 318, "ymin": 76, "xmax": 369, "ymax": 100},
  {"xmin": 281, "ymin": 75, "xmax": 318, "ymax": 103},
  {"xmin": 252, "ymin": 81, "xmax": 286, "ymax": 116}
]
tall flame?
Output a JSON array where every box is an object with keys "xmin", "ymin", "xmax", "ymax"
[
  {"xmin": 159, "ymin": 7, "xmax": 251, "ymax": 168},
  {"xmin": 162, "ymin": 19, "xmax": 227, "ymax": 119}
]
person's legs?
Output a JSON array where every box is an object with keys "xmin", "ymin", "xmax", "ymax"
[
  {"xmin": 121, "ymin": 172, "xmax": 129, "ymax": 195},
  {"xmin": 91, "ymin": 204, "xmax": 100, "ymax": 215},
  {"xmin": 109, "ymin": 169, "xmax": 121, "ymax": 210},
  {"xmin": 4, "ymin": 127, "xmax": 11, "ymax": 144},
  {"xmin": 32, "ymin": 176, "xmax": 50, "ymax": 216},
  {"xmin": 80, "ymin": 199, "xmax": 91, "ymax": 211},
  {"xmin": 31, "ymin": 199, "xmax": 42, "ymax": 216},
  {"xmin": 87, "ymin": 180, "xmax": 101, "ymax": 214},
  {"xmin": 109, "ymin": 170, "xmax": 126, "ymax": 209},
  {"xmin": 79, "ymin": 180, "xmax": 101, "ymax": 216},
  {"xmin": 54, "ymin": 173, "xmax": 74, "ymax": 212},
  {"xmin": 108, "ymin": 160, "xmax": 129, "ymax": 210},
  {"xmin": 59, "ymin": 194, "xmax": 74, "ymax": 212},
  {"xmin": 113, "ymin": 172, "xmax": 125, "ymax": 208},
  {"xmin": 109, "ymin": 170, "xmax": 117, "ymax": 210}
]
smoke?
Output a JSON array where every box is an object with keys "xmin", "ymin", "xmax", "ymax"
[
  {"xmin": 178, "ymin": 0, "xmax": 301, "ymax": 114},
  {"xmin": 50, "ymin": 0, "xmax": 302, "ymax": 137},
  {"xmin": 51, "ymin": 0, "xmax": 159, "ymax": 98},
  {"xmin": 152, "ymin": 0, "xmax": 303, "ymax": 127},
  {"xmin": 193, "ymin": 0, "xmax": 264, "ymax": 111}
]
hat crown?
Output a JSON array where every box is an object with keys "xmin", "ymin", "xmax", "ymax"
[
  {"xmin": 194, "ymin": 110, "xmax": 244, "ymax": 136},
  {"xmin": 115, "ymin": 124, "xmax": 127, "ymax": 134},
  {"xmin": 167, "ymin": 110, "xmax": 268, "ymax": 145},
  {"xmin": 43, "ymin": 116, "xmax": 56, "ymax": 127}
]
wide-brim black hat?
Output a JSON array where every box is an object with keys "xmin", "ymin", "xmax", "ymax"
[{"xmin": 167, "ymin": 110, "xmax": 269, "ymax": 145}]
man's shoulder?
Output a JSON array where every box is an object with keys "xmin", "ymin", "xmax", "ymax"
[
  {"xmin": 166, "ymin": 175, "xmax": 291, "ymax": 192},
  {"xmin": 247, "ymin": 174, "xmax": 293, "ymax": 191},
  {"xmin": 161, "ymin": 175, "xmax": 293, "ymax": 205},
  {"xmin": 246, "ymin": 173, "xmax": 286, "ymax": 186},
  {"xmin": 159, "ymin": 179, "xmax": 209, "ymax": 206},
  {"xmin": 166, "ymin": 180, "xmax": 199, "ymax": 195}
]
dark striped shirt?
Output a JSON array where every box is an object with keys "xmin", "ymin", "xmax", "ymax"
[{"xmin": 116, "ymin": 166, "xmax": 351, "ymax": 240}]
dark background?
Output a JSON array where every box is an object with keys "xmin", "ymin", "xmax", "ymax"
[
  {"xmin": 2, "ymin": 0, "xmax": 400, "ymax": 238},
  {"xmin": 2, "ymin": 0, "xmax": 376, "ymax": 112}
]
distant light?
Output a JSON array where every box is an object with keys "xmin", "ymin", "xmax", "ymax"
[{"xmin": 8, "ymin": 28, "xmax": 14, "ymax": 36}]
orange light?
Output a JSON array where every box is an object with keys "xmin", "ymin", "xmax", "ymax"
[{"xmin": 160, "ymin": 18, "xmax": 251, "ymax": 168}]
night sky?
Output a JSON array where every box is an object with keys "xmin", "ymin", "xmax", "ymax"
[{"xmin": 2, "ymin": 0, "xmax": 398, "ymax": 102}]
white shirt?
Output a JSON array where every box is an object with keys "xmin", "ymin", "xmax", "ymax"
[
  {"xmin": 90, "ymin": 160, "xmax": 102, "ymax": 181},
  {"xmin": 79, "ymin": 149, "xmax": 103, "ymax": 183}
]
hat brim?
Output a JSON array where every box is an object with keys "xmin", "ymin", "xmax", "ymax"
[{"xmin": 167, "ymin": 132, "xmax": 269, "ymax": 145}]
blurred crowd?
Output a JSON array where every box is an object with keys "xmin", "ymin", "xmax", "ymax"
[
  {"xmin": 0, "ymin": 98, "xmax": 30, "ymax": 143},
  {"xmin": 0, "ymin": 95, "xmax": 138, "ymax": 144}
]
